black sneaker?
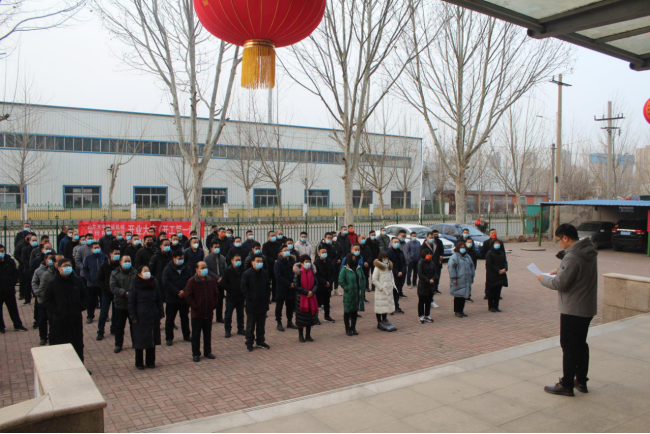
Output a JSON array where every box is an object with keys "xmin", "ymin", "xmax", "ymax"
[
  {"xmin": 166, "ymin": 340, "xmax": 173, "ymax": 346},
  {"xmin": 396, "ymin": 308, "xmax": 405, "ymax": 314},
  {"xmin": 39, "ymin": 338, "xmax": 47, "ymax": 346},
  {"xmin": 257, "ymin": 343, "xmax": 270, "ymax": 349},
  {"xmin": 136, "ymin": 364, "xmax": 145, "ymax": 370},
  {"xmin": 86, "ymin": 318, "xmax": 93, "ymax": 324},
  {"xmin": 489, "ymin": 308, "xmax": 497, "ymax": 313},
  {"xmin": 114, "ymin": 346, "xmax": 122, "ymax": 354},
  {"xmin": 324, "ymin": 316, "xmax": 336, "ymax": 323},
  {"xmin": 146, "ymin": 364, "xmax": 156, "ymax": 369},
  {"xmin": 277, "ymin": 322, "xmax": 285, "ymax": 332},
  {"xmin": 246, "ymin": 346, "xmax": 253, "ymax": 352},
  {"xmin": 96, "ymin": 333, "xmax": 104, "ymax": 341},
  {"xmin": 205, "ymin": 353, "xmax": 216, "ymax": 360},
  {"xmin": 14, "ymin": 325, "xmax": 28, "ymax": 332},
  {"xmin": 193, "ymin": 355, "xmax": 200, "ymax": 362},
  {"xmin": 225, "ymin": 331, "xmax": 231, "ymax": 338}
]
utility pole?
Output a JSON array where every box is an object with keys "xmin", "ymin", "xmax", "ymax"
[
  {"xmin": 550, "ymin": 75, "xmax": 571, "ymax": 239},
  {"xmin": 594, "ymin": 102, "xmax": 624, "ymax": 199},
  {"xmin": 549, "ymin": 143, "xmax": 556, "ymax": 238},
  {"xmin": 268, "ymin": 88, "xmax": 273, "ymax": 124}
]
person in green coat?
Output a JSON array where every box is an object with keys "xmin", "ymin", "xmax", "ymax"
[{"xmin": 338, "ymin": 253, "xmax": 366, "ymax": 336}]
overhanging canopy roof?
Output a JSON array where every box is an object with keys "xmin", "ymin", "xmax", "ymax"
[
  {"xmin": 542, "ymin": 199, "xmax": 650, "ymax": 207},
  {"xmin": 442, "ymin": 0, "xmax": 650, "ymax": 71}
]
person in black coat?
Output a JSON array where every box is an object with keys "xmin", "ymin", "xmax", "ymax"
[
  {"xmin": 149, "ymin": 240, "xmax": 173, "ymax": 286},
  {"xmin": 367, "ymin": 231, "xmax": 380, "ymax": 291},
  {"xmin": 135, "ymin": 235, "xmax": 156, "ymax": 269},
  {"xmin": 241, "ymin": 256, "xmax": 271, "ymax": 351},
  {"xmin": 274, "ymin": 246, "xmax": 297, "ymax": 332},
  {"xmin": 128, "ymin": 266, "xmax": 163, "ymax": 369},
  {"xmin": 0, "ymin": 246, "xmax": 27, "ymax": 332},
  {"xmin": 421, "ymin": 231, "xmax": 444, "ymax": 297},
  {"xmin": 56, "ymin": 225, "xmax": 69, "ymax": 250},
  {"xmin": 14, "ymin": 223, "xmax": 35, "ymax": 248},
  {"xmin": 42, "ymin": 258, "xmax": 89, "ymax": 363},
  {"xmin": 161, "ymin": 251, "xmax": 192, "ymax": 345},
  {"xmin": 169, "ymin": 234, "xmax": 183, "ymax": 255},
  {"xmin": 314, "ymin": 246, "xmax": 335, "ymax": 323},
  {"xmin": 124, "ymin": 235, "xmax": 142, "ymax": 261},
  {"xmin": 485, "ymin": 239, "xmax": 508, "ymax": 312},
  {"xmin": 226, "ymin": 237, "xmax": 247, "ymax": 262},
  {"xmin": 417, "ymin": 250, "xmax": 436, "ymax": 323},
  {"xmin": 19, "ymin": 234, "xmax": 38, "ymax": 304},
  {"xmin": 387, "ymin": 239, "xmax": 406, "ymax": 314},
  {"xmin": 64, "ymin": 235, "xmax": 80, "ymax": 262},
  {"xmin": 241, "ymin": 230, "xmax": 257, "ymax": 258},
  {"xmin": 337, "ymin": 226, "xmax": 352, "ymax": 257},
  {"xmin": 99, "ymin": 227, "xmax": 116, "ymax": 255},
  {"xmin": 96, "ymin": 248, "xmax": 121, "ymax": 340},
  {"xmin": 184, "ymin": 237, "xmax": 205, "ymax": 271},
  {"xmin": 465, "ymin": 237, "xmax": 478, "ymax": 302},
  {"xmin": 481, "ymin": 229, "xmax": 506, "ymax": 300},
  {"xmin": 262, "ymin": 231, "xmax": 281, "ymax": 302},
  {"xmin": 221, "ymin": 256, "xmax": 245, "ymax": 338},
  {"xmin": 244, "ymin": 243, "xmax": 267, "ymax": 271}
]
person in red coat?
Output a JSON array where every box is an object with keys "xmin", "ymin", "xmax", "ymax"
[{"xmin": 184, "ymin": 261, "xmax": 218, "ymax": 362}]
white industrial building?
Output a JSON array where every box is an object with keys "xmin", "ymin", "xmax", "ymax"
[{"xmin": 0, "ymin": 103, "xmax": 421, "ymax": 211}]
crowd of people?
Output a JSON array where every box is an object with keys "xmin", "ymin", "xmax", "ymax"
[{"xmin": 0, "ymin": 222, "xmax": 509, "ymax": 371}]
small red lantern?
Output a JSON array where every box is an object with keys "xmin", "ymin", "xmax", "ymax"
[
  {"xmin": 195, "ymin": 0, "xmax": 326, "ymax": 89},
  {"xmin": 644, "ymin": 98, "xmax": 650, "ymax": 124}
]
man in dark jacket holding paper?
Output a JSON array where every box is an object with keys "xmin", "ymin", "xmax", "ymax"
[{"xmin": 537, "ymin": 223, "xmax": 598, "ymax": 397}]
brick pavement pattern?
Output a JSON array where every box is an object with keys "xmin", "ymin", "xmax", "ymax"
[{"xmin": 0, "ymin": 243, "xmax": 647, "ymax": 432}]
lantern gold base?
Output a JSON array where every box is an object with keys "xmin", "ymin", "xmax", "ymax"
[{"xmin": 242, "ymin": 39, "xmax": 275, "ymax": 89}]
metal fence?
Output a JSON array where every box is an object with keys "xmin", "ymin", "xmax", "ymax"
[{"xmin": 1, "ymin": 212, "xmax": 539, "ymax": 257}]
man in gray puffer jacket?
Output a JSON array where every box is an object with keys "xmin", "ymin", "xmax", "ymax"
[{"xmin": 537, "ymin": 223, "xmax": 598, "ymax": 397}]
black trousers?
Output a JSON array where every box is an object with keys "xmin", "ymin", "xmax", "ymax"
[
  {"xmin": 269, "ymin": 267, "xmax": 277, "ymax": 300},
  {"xmin": 317, "ymin": 284, "xmax": 332, "ymax": 318},
  {"xmin": 165, "ymin": 303, "xmax": 190, "ymax": 341},
  {"xmin": 135, "ymin": 348, "xmax": 155, "ymax": 367},
  {"xmin": 224, "ymin": 298, "xmax": 245, "ymax": 333},
  {"xmin": 395, "ymin": 274, "xmax": 406, "ymax": 296},
  {"xmin": 19, "ymin": 274, "xmax": 32, "ymax": 303},
  {"xmin": 50, "ymin": 321, "xmax": 84, "ymax": 363},
  {"xmin": 393, "ymin": 288, "xmax": 401, "ymax": 310},
  {"xmin": 245, "ymin": 311, "xmax": 267, "ymax": 346},
  {"xmin": 275, "ymin": 297, "xmax": 295, "ymax": 323},
  {"xmin": 362, "ymin": 266, "xmax": 370, "ymax": 291},
  {"xmin": 560, "ymin": 314, "xmax": 593, "ymax": 389},
  {"xmin": 369, "ymin": 264, "xmax": 375, "ymax": 291},
  {"xmin": 113, "ymin": 308, "xmax": 130, "ymax": 348},
  {"xmin": 375, "ymin": 313, "xmax": 387, "ymax": 323},
  {"xmin": 36, "ymin": 302, "xmax": 51, "ymax": 340},
  {"xmin": 0, "ymin": 290, "xmax": 24, "ymax": 330},
  {"xmin": 454, "ymin": 297, "xmax": 466, "ymax": 313},
  {"xmin": 418, "ymin": 295, "xmax": 432, "ymax": 317},
  {"xmin": 191, "ymin": 317, "xmax": 213, "ymax": 356},
  {"xmin": 407, "ymin": 260, "xmax": 419, "ymax": 286},
  {"xmin": 216, "ymin": 288, "xmax": 224, "ymax": 322},
  {"xmin": 86, "ymin": 286, "xmax": 99, "ymax": 319},
  {"xmin": 488, "ymin": 286, "xmax": 502, "ymax": 309},
  {"xmin": 343, "ymin": 312, "xmax": 358, "ymax": 331}
]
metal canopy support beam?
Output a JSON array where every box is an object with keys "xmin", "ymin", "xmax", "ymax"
[
  {"xmin": 440, "ymin": 0, "xmax": 650, "ymax": 72},
  {"xmin": 528, "ymin": 0, "xmax": 650, "ymax": 39},
  {"xmin": 594, "ymin": 25, "xmax": 650, "ymax": 43}
]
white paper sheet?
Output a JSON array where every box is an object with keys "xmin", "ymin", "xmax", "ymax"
[{"xmin": 527, "ymin": 263, "xmax": 555, "ymax": 278}]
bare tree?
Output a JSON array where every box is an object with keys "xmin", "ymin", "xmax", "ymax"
[
  {"xmin": 422, "ymin": 145, "xmax": 448, "ymax": 215},
  {"xmin": 157, "ymin": 151, "xmax": 193, "ymax": 218},
  {"xmin": 1, "ymin": 83, "xmax": 52, "ymax": 220},
  {"xmin": 392, "ymin": 139, "xmax": 420, "ymax": 215},
  {"xmin": 300, "ymin": 162, "xmax": 323, "ymax": 215},
  {"xmin": 225, "ymin": 122, "xmax": 263, "ymax": 218},
  {"xmin": 107, "ymin": 131, "xmax": 146, "ymax": 218},
  {"xmin": 359, "ymin": 134, "xmax": 395, "ymax": 218},
  {"xmin": 490, "ymin": 100, "xmax": 547, "ymax": 231},
  {"xmin": 282, "ymin": 0, "xmax": 424, "ymax": 224},
  {"xmin": 1, "ymin": 0, "xmax": 85, "ymax": 58},
  {"xmin": 399, "ymin": 3, "xmax": 573, "ymax": 222},
  {"xmin": 97, "ymin": 0, "xmax": 240, "ymax": 230}
]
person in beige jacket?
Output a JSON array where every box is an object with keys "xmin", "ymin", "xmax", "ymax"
[{"xmin": 372, "ymin": 253, "xmax": 396, "ymax": 331}]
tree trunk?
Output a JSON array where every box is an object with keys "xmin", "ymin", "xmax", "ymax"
[
  {"xmin": 378, "ymin": 191, "xmax": 385, "ymax": 219},
  {"xmin": 344, "ymin": 168, "xmax": 354, "ymax": 225},
  {"xmin": 20, "ymin": 185, "xmax": 27, "ymax": 222},
  {"xmin": 275, "ymin": 184, "xmax": 283, "ymax": 219},
  {"xmin": 402, "ymin": 189, "xmax": 407, "ymax": 215},
  {"xmin": 246, "ymin": 188, "xmax": 252, "ymax": 218},
  {"xmin": 437, "ymin": 191, "xmax": 443, "ymax": 216},
  {"xmin": 108, "ymin": 176, "xmax": 116, "ymax": 219},
  {"xmin": 190, "ymin": 168, "xmax": 206, "ymax": 232},
  {"xmin": 455, "ymin": 169, "xmax": 467, "ymax": 222},
  {"xmin": 515, "ymin": 193, "xmax": 526, "ymax": 235}
]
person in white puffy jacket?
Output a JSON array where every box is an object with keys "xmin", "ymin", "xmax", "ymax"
[{"xmin": 372, "ymin": 253, "xmax": 396, "ymax": 329}]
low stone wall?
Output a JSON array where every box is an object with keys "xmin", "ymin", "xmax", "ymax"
[
  {"xmin": 603, "ymin": 273, "xmax": 650, "ymax": 323},
  {"xmin": 0, "ymin": 344, "xmax": 106, "ymax": 433}
]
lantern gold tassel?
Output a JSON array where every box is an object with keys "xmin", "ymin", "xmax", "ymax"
[{"xmin": 242, "ymin": 39, "xmax": 275, "ymax": 89}]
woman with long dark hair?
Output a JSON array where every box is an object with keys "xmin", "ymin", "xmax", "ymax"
[{"xmin": 128, "ymin": 265, "xmax": 163, "ymax": 370}]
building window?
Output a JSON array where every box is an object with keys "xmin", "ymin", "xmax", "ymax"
[
  {"xmin": 466, "ymin": 196, "xmax": 477, "ymax": 213},
  {"xmin": 254, "ymin": 188, "xmax": 279, "ymax": 208},
  {"xmin": 492, "ymin": 196, "xmax": 505, "ymax": 213},
  {"xmin": 201, "ymin": 188, "xmax": 227, "ymax": 207},
  {"xmin": 0, "ymin": 185, "xmax": 21, "ymax": 208},
  {"xmin": 391, "ymin": 191, "xmax": 411, "ymax": 208},
  {"xmin": 64, "ymin": 186, "xmax": 100, "ymax": 209},
  {"xmin": 134, "ymin": 187, "xmax": 167, "ymax": 207},
  {"xmin": 353, "ymin": 190, "xmax": 373, "ymax": 207},
  {"xmin": 306, "ymin": 190, "xmax": 329, "ymax": 207}
]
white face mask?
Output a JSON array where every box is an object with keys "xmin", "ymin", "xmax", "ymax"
[
  {"xmin": 142, "ymin": 272, "xmax": 151, "ymax": 280},
  {"xmin": 192, "ymin": 243, "xmax": 199, "ymax": 249}
]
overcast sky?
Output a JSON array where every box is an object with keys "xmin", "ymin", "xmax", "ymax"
[{"xmin": 2, "ymin": 7, "xmax": 649, "ymax": 157}]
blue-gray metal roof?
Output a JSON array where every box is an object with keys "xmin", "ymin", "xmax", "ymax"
[{"xmin": 542, "ymin": 200, "xmax": 650, "ymax": 207}]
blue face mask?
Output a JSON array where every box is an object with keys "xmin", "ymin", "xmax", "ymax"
[
  {"xmin": 370, "ymin": 236, "xmax": 376, "ymax": 240},
  {"xmin": 31, "ymin": 241, "xmax": 38, "ymax": 247},
  {"xmin": 127, "ymin": 235, "xmax": 132, "ymax": 241},
  {"xmin": 277, "ymin": 235, "xmax": 283, "ymax": 240},
  {"xmin": 248, "ymin": 235, "xmax": 254, "ymax": 240},
  {"xmin": 254, "ymin": 249, "xmax": 261, "ymax": 255},
  {"xmin": 360, "ymin": 239, "xmax": 366, "ymax": 244},
  {"xmin": 46, "ymin": 259, "xmax": 53, "ymax": 266},
  {"xmin": 392, "ymin": 243, "xmax": 400, "ymax": 249},
  {"xmin": 428, "ymin": 238, "xmax": 434, "ymax": 244},
  {"xmin": 106, "ymin": 231, "xmax": 112, "ymax": 236},
  {"xmin": 62, "ymin": 266, "xmax": 73, "ymax": 276},
  {"xmin": 117, "ymin": 236, "xmax": 123, "ymax": 240},
  {"xmin": 460, "ymin": 248, "xmax": 467, "ymax": 254},
  {"xmin": 93, "ymin": 248, "xmax": 101, "ymax": 254},
  {"xmin": 226, "ymin": 233, "xmax": 232, "ymax": 238},
  {"xmin": 87, "ymin": 239, "xmax": 93, "ymax": 245},
  {"xmin": 303, "ymin": 262, "xmax": 311, "ymax": 269},
  {"xmin": 320, "ymin": 253, "xmax": 327, "ymax": 259},
  {"xmin": 122, "ymin": 262, "xmax": 132, "ymax": 270},
  {"xmin": 382, "ymin": 260, "xmax": 389, "ymax": 264},
  {"xmin": 176, "ymin": 259, "xmax": 184, "ymax": 266},
  {"xmin": 287, "ymin": 244, "xmax": 294, "ymax": 250},
  {"xmin": 300, "ymin": 238, "xmax": 307, "ymax": 243},
  {"xmin": 342, "ymin": 231, "xmax": 348, "ymax": 235},
  {"xmin": 44, "ymin": 249, "xmax": 52, "ymax": 254},
  {"xmin": 234, "ymin": 260, "xmax": 242, "ymax": 267},
  {"xmin": 353, "ymin": 250, "xmax": 360, "ymax": 256},
  {"xmin": 494, "ymin": 244, "xmax": 501, "ymax": 250},
  {"xmin": 23, "ymin": 227, "xmax": 30, "ymax": 231},
  {"xmin": 133, "ymin": 240, "xmax": 141, "ymax": 246},
  {"xmin": 112, "ymin": 254, "xmax": 120, "ymax": 261},
  {"xmin": 325, "ymin": 239, "xmax": 332, "ymax": 244},
  {"xmin": 213, "ymin": 248, "xmax": 220, "ymax": 254},
  {"xmin": 463, "ymin": 233, "xmax": 469, "ymax": 238},
  {"xmin": 283, "ymin": 251, "xmax": 290, "ymax": 257},
  {"xmin": 270, "ymin": 236, "xmax": 277, "ymax": 242},
  {"xmin": 163, "ymin": 246, "xmax": 171, "ymax": 252},
  {"xmin": 254, "ymin": 262, "xmax": 264, "ymax": 270},
  {"xmin": 235, "ymin": 242, "xmax": 242, "ymax": 248},
  {"xmin": 0, "ymin": 253, "xmax": 5, "ymax": 259},
  {"xmin": 74, "ymin": 235, "xmax": 79, "ymax": 240},
  {"xmin": 381, "ymin": 231, "xmax": 387, "ymax": 236},
  {"xmin": 199, "ymin": 268, "xmax": 208, "ymax": 277},
  {"xmin": 81, "ymin": 240, "xmax": 87, "ymax": 245}
]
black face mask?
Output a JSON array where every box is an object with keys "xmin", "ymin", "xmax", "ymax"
[{"xmin": 146, "ymin": 242, "xmax": 153, "ymax": 248}]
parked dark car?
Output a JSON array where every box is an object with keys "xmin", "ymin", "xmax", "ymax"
[
  {"xmin": 612, "ymin": 218, "xmax": 648, "ymax": 252},
  {"xmin": 430, "ymin": 224, "xmax": 490, "ymax": 258},
  {"xmin": 577, "ymin": 221, "xmax": 615, "ymax": 249}
]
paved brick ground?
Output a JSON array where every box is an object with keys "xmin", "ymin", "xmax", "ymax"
[{"xmin": 1, "ymin": 243, "xmax": 648, "ymax": 432}]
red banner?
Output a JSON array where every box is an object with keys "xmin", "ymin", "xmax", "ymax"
[{"xmin": 78, "ymin": 221, "xmax": 205, "ymax": 239}]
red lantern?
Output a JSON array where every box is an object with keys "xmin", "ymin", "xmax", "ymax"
[
  {"xmin": 644, "ymin": 98, "xmax": 650, "ymax": 124},
  {"xmin": 195, "ymin": 0, "xmax": 326, "ymax": 89}
]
